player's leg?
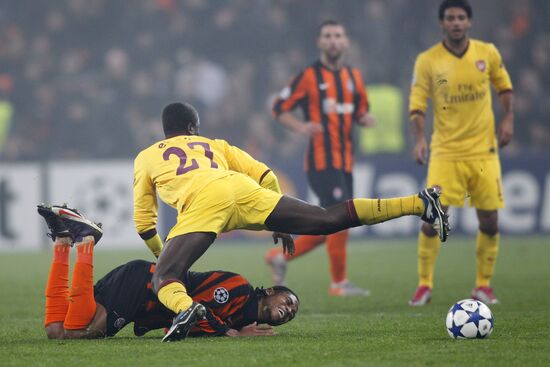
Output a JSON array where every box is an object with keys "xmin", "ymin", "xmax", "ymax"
[
  {"xmin": 324, "ymin": 172, "xmax": 369, "ymax": 296},
  {"xmin": 409, "ymin": 159, "xmax": 461, "ymax": 306},
  {"xmin": 469, "ymin": 158, "xmax": 504, "ymax": 304},
  {"xmin": 265, "ymin": 188, "xmax": 444, "ymax": 235},
  {"xmin": 52, "ymin": 206, "xmax": 106, "ymax": 338},
  {"xmin": 153, "ymin": 232, "xmax": 214, "ymax": 342},
  {"xmin": 38, "ymin": 205, "xmax": 73, "ymax": 339},
  {"xmin": 473, "ymin": 209, "xmax": 499, "ymax": 304},
  {"xmin": 63, "ymin": 236, "xmax": 98, "ymax": 333},
  {"xmin": 43, "ymin": 235, "xmax": 72, "ymax": 339},
  {"xmin": 265, "ymin": 235, "xmax": 325, "ymax": 285}
]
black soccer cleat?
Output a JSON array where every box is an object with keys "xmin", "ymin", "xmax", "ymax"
[
  {"xmin": 161, "ymin": 302, "xmax": 206, "ymax": 342},
  {"xmin": 50, "ymin": 204, "xmax": 103, "ymax": 244},
  {"xmin": 418, "ymin": 187, "xmax": 450, "ymax": 242},
  {"xmin": 37, "ymin": 204, "xmax": 73, "ymax": 241}
]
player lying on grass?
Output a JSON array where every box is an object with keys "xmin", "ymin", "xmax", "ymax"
[
  {"xmin": 38, "ymin": 205, "xmax": 299, "ymax": 339},
  {"xmin": 132, "ymin": 102, "xmax": 451, "ymax": 342}
]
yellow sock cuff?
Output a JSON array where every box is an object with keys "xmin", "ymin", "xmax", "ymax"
[
  {"xmin": 157, "ymin": 281, "xmax": 193, "ymax": 314},
  {"xmin": 144, "ymin": 234, "xmax": 163, "ymax": 258},
  {"xmin": 353, "ymin": 195, "xmax": 424, "ymax": 225}
]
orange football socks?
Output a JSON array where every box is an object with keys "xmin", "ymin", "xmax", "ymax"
[
  {"xmin": 326, "ymin": 230, "xmax": 348, "ymax": 283},
  {"xmin": 44, "ymin": 239, "xmax": 71, "ymax": 327},
  {"xmin": 63, "ymin": 237, "xmax": 96, "ymax": 330}
]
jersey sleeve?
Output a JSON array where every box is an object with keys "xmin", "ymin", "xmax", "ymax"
[
  {"xmin": 352, "ymin": 68, "xmax": 369, "ymax": 118},
  {"xmin": 272, "ymin": 70, "xmax": 309, "ymax": 117},
  {"xmin": 409, "ymin": 53, "xmax": 431, "ymax": 115},
  {"xmin": 220, "ymin": 140, "xmax": 272, "ymax": 185},
  {"xmin": 190, "ymin": 307, "xmax": 231, "ymax": 336},
  {"xmin": 488, "ymin": 43, "xmax": 513, "ymax": 93},
  {"xmin": 133, "ymin": 152, "xmax": 158, "ymax": 235}
]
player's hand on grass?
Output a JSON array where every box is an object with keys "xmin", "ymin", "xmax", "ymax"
[
  {"xmin": 498, "ymin": 114, "xmax": 514, "ymax": 148},
  {"xmin": 357, "ymin": 112, "xmax": 376, "ymax": 127},
  {"xmin": 300, "ymin": 122, "xmax": 324, "ymax": 137},
  {"xmin": 226, "ymin": 323, "xmax": 276, "ymax": 337},
  {"xmin": 414, "ymin": 136, "xmax": 429, "ymax": 165},
  {"xmin": 272, "ymin": 232, "xmax": 295, "ymax": 256}
]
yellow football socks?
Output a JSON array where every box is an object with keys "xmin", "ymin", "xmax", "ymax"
[
  {"xmin": 476, "ymin": 232, "xmax": 499, "ymax": 288},
  {"xmin": 157, "ymin": 282, "xmax": 193, "ymax": 314},
  {"xmin": 352, "ymin": 195, "xmax": 424, "ymax": 225},
  {"xmin": 417, "ymin": 231, "xmax": 441, "ymax": 288}
]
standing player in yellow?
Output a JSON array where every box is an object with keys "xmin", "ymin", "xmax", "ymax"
[
  {"xmin": 408, "ymin": 0, "xmax": 514, "ymax": 306},
  {"xmin": 134, "ymin": 102, "xmax": 449, "ymax": 341}
]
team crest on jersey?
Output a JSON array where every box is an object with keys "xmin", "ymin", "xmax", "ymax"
[
  {"xmin": 346, "ymin": 79, "xmax": 354, "ymax": 92},
  {"xmin": 476, "ymin": 60, "xmax": 486, "ymax": 72},
  {"xmin": 214, "ymin": 287, "xmax": 229, "ymax": 304},
  {"xmin": 114, "ymin": 317, "xmax": 126, "ymax": 330}
]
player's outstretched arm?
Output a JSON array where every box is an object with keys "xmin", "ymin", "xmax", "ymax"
[{"xmin": 226, "ymin": 323, "xmax": 276, "ymax": 337}]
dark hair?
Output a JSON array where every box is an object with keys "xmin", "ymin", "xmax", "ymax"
[
  {"xmin": 438, "ymin": 0, "xmax": 472, "ymax": 20},
  {"xmin": 161, "ymin": 102, "xmax": 199, "ymax": 137},
  {"xmin": 319, "ymin": 19, "xmax": 343, "ymax": 35},
  {"xmin": 255, "ymin": 285, "xmax": 300, "ymax": 304}
]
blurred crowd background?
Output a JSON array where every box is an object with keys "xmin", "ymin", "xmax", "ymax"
[{"xmin": 1, "ymin": 0, "xmax": 549, "ymax": 166}]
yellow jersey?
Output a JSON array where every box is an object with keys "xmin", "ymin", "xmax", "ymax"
[
  {"xmin": 409, "ymin": 39, "xmax": 513, "ymax": 160},
  {"xmin": 133, "ymin": 135, "xmax": 273, "ymax": 234}
]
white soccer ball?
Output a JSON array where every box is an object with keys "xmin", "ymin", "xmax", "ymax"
[{"xmin": 445, "ymin": 299, "xmax": 494, "ymax": 339}]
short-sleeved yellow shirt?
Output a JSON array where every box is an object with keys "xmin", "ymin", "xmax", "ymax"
[{"xmin": 409, "ymin": 39, "xmax": 513, "ymax": 160}]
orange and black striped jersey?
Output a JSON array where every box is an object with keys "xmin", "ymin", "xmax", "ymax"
[
  {"xmin": 273, "ymin": 60, "xmax": 369, "ymax": 173},
  {"xmin": 185, "ymin": 270, "xmax": 258, "ymax": 336},
  {"xmin": 108, "ymin": 261, "xmax": 258, "ymax": 337}
]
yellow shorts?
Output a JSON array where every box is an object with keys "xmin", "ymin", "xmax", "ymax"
[
  {"xmin": 427, "ymin": 158, "xmax": 504, "ymax": 210},
  {"xmin": 167, "ymin": 173, "xmax": 283, "ymax": 240}
]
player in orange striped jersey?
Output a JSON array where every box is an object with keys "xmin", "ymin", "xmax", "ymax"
[
  {"xmin": 267, "ymin": 20, "xmax": 375, "ymax": 296},
  {"xmin": 39, "ymin": 205, "xmax": 299, "ymax": 339}
]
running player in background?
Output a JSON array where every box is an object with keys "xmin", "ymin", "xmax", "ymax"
[
  {"xmin": 408, "ymin": 0, "xmax": 514, "ymax": 306},
  {"xmin": 134, "ymin": 101, "xmax": 448, "ymax": 342},
  {"xmin": 266, "ymin": 20, "xmax": 375, "ymax": 296},
  {"xmin": 38, "ymin": 205, "xmax": 298, "ymax": 339}
]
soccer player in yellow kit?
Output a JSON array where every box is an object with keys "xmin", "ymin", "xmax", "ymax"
[
  {"xmin": 408, "ymin": 0, "xmax": 514, "ymax": 306},
  {"xmin": 134, "ymin": 102, "xmax": 449, "ymax": 341}
]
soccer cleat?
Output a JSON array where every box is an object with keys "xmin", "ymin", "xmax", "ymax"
[
  {"xmin": 472, "ymin": 286, "xmax": 499, "ymax": 305},
  {"xmin": 408, "ymin": 286, "xmax": 432, "ymax": 306},
  {"xmin": 51, "ymin": 204, "xmax": 103, "ymax": 244},
  {"xmin": 37, "ymin": 204, "xmax": 73, "ymax": 241},
  {"xmin": 418, "ymin": 187, "xmax": 450, "ymax": 242},
  {"xmin": 265, "ymin": 251, "xmax": 288, "ymax": 286},
  {"xmin": 162, "ymin": 302, "xmax": 206, "ymax": 342},
  {"xmin": 329, "ymin": 280, "xmax": 370, "ymax": 297}
]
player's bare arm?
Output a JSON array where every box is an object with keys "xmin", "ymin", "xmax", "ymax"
[
  {"xmin": 411, "ymin": 112, "xmax": 428, "ymax": 165},
  {"xmin": 277, "ymin": 111, "xmax": 323, "ymax": 137},
  {"xmin": 497, "ymin": 91, "xmax": 514, "ymax": 148},
  {"xmin": 226, "ymin": 322, "xmax": 276, "ymax": 337}
]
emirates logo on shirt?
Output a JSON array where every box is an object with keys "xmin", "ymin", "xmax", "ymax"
[{"xmin": 475, "ymin": 60, "xmax": 486, "ymax": 72}]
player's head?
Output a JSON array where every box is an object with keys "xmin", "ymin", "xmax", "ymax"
[
  {"xmin": 438, "ymin": 0, "xmax": 472, "ymax": 43},
  {"xmin": 256, "ymin": 286, "xmax": 300, "ymax": 326},
  {"xmin": 162, "ymin": 102, "xmax": 200, "ymax": 138},
  {"xmin": 317, "ymin": 19, "xmax": 349, "ymax": 63}
]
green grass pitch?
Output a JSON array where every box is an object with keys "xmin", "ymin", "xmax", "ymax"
[{"xmin": 1, "ymin": 236, "xmax": 549, "ymax": 366}]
